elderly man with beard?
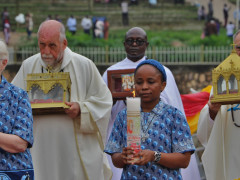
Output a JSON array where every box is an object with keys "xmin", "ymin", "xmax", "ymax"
[
  {"xmin": 12, "ymin": 20, "xmax": 113, "ymax": 180},
  {"xmin": 102, "ymin": 27, "xmax": 201, "ymax": 180}
]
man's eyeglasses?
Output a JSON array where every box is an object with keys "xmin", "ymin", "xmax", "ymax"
[{"xmin": 125, "ymin": 39, "xmax": 146, "ymax": 46}]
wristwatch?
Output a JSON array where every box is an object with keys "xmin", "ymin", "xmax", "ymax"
[{"xmin": 153, "ymin": 151, "xmax": 161, "ymax": 163}]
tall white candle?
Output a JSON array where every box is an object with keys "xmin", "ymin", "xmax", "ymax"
[{"xmin": 127, "ymin": 97, "xmax": 141, "ymax": 162}]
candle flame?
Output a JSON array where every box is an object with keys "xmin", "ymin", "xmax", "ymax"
[{"xmin": 132, "ymin": 90, "xmax": 135, "ymax": 97}]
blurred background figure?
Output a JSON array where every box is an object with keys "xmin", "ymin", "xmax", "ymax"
[
  {"xmin": 198, "ymin": 5, "xmax": 206, "ymax": 21},
  {"xmin": 1, "ymin": 7, "xmax": 10, "ymax": 45},
  {"xmin": 226, "ymin": 21, "xmax": 234, "ymax": 38},
  {"xmin": 104, "ymin": 18, "xmax": 109, "ymax": 40},
  {"xmin": 1, "ymin": 7, "xmax": 9, "ymax": 31},
  {"xmin": 223, "ymin": 3, "xmax": 231, "ymax": 28},
  {"xmin": 66, "ymin": 15, "xmax": 77, "ymax": 35},
  {"xmin": 55, "ymin": 14, "xmax": 62, "ymax": 22},
  {"xmin": 3, "ymin": 15, "xmax": 10, "ymax": 45},
  {"xmin": 121, "ymin": 0, "xmax": 129, "ymax": 26},
  {"xmin": 81, "ymin": 15, "xmax": 92, "ymax": 35},
  {"xmin": 46, "ymin": 14, "xmax": 52, "ymax": 20},
  {"xmin": 205, "ymin": 19, "xmax": 217, "ymax": 37},
  {"xmin": 208, "ymin": 0, "xmax": 213, "ymax": 20},
  {"xmin": 94, "ymin": 19, "xmax": 104, "ymax": 38},
  {"xmin": 25, "ymin": 13, "xmax": 33, "ymax": 40},
  {"xmin": 149, "ymin": 0, "xmax": 157, "ymax": 6}
]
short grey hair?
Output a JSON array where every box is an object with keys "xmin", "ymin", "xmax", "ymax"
[
  {"xmin": 37, "ymin": 20, "xmax": 66, "ymax": 42},
  {"xmin": 233, "ymin": 29, "xmax": 240, "ymax": 42},
  {"xmin": 0, "ymin": 39, "xmax": 9, "ymax": 61},
  {"xmin": 59, "ymin": 23, "xmax": 66, "ymax": 42}
]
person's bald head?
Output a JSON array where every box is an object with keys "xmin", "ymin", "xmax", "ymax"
[
  {"xmin": 37, "ymin": 20, "xmax": 67, "ymax": 68},
  {"xmin": 124, "ymin": 27, "xmax": 149, "ymax": 62},
  {"xmin": 125, "ymin": 27, "xmax": 147, "ymax": 41},
  {"xmin": 38, "ymin": 20, "xmax": 66, "ymax": 42}
]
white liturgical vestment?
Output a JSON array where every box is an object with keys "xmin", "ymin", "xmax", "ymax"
[
  {"xmin": 12, "ymin": 47, "xmax": 112, "ymax": 180},
  {"xmin": 198, "ymin": 89, "xmax": 240, "ymax": 180}
]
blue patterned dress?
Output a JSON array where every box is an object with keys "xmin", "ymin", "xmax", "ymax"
[
  {"xmin": 104, "ymin": 101, "xmax": 195, "ymax": 180},
  {"xmin": 0, "ymin": 76, "xmax": 34, "ymax": 179}
]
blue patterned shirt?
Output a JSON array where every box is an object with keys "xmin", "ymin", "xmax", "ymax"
[
  {"xmin": 0, "ymin": 76, "xmax": 34, "ymax": 179},
  {"xmin": 104, "ymin": 101, "xmax": 195, "ymax": 180}
]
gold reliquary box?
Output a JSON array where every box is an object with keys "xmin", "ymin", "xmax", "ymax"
[
  {"xmin": 211, "ymin": 49, "xmax": 240, "ymax": 105},
  {"xmin": 26, "ymin": 72, "xmax": 71, "ymax": 114}
]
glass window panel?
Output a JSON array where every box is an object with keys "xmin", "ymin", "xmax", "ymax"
[
  {"xmin": 29, "ymin": 83, "xmax": 65, "ymax": 103},
  {"xmin": 229, "ymin": 74, "xmax": 238, "ymax": 93},
  {"xmin": 217, "ymin": 75, "xmax": 226, "ymax": 94}
]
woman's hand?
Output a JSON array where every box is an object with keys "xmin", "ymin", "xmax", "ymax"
[
  {"xmin": 111, "ymin": 147, "xmax": 136, "ymax": 168},
  {"xmin": 121, "ymin": 147, "xmax": 135, "ymax": 165},
  {"xmin": 133, "ymin": 149, "xmax": 155, "ymax": 165}
]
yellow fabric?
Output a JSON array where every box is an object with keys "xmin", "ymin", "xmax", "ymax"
[
  {"xmin": 201, "ymin": 85, "xmax": 212, "ymax": 93},
  {"xmin": 186, "ymin": 85, "xmax": 212, "ymax": 134},
  {"xmin": 187, "ymin": 112, "xmax": 200, "ymax": 134}
]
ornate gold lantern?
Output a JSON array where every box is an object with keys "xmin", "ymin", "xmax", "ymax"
[
  {"xmin": 211, "ymin": 49, "xmax": 240, "ymax": 104},
  {"xmin": 26, "ymin": 71, "xmax": 71, "ymax": 114}
]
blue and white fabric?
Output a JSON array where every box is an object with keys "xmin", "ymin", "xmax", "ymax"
[
  {"xmin": 105, "ymin": 100, "xmax": 195, "ymax": 180},
  {"xmin": 0, "ymin": 76, "xmax": 34, "ymax": 179}
]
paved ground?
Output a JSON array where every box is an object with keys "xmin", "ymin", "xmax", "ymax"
[
  {"xmin": 186, "ymin": 0, "xmax": 236, "ymax": 25},
  {"xmin": 0, "ymin": 31, "xmax": 25, "ymax": 47}
]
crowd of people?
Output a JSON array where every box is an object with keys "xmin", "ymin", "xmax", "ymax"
[
  {"xmin": 1, "ymin": 7, "xmax": 110, "ymax": 46},
  {"xmin": 54, "ymin": 14, "xmax": 110, "ymax": 39},
  {"xmin": 196, "ymin": 0, "xmax": 237, "ymax": 39},
  {"xmin": 1, "ymin": 1, "xmax": 240, "ymax": 180},
  {"xmin": 0, "ymin": 19, "xmax": 202, "ymax": 180},
  {"xmin": 2, "ymin": 0, "xmax": 238, "ymax": 46}
]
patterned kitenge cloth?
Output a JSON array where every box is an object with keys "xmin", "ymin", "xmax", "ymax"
[
  {"xmin": 104, "ymin": 101, "xmax": 195, "ymax": 180},
  {"xmin": 0, "ymin": 76, "xmax": 34, "ymax": 179}
]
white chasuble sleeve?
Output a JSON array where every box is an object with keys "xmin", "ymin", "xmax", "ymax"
[
  {"xmin": 200, "ymin": 108, "xmax": 226, "ymax": 180},
  {"xmin": 197, "ymin": 88, "xmax": 214, "ymax": 147},
  {"xmin": 197, "ymin": 104, "xmax": 215, "ymax": 148},
  {"xmin": 76, "ymin": 60, "xmax": 113, "ymax": 145}
]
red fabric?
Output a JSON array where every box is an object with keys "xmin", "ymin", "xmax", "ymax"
[{"xmin": 181, "ymin": 91, "xmax": 210, "ymax": 117}]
